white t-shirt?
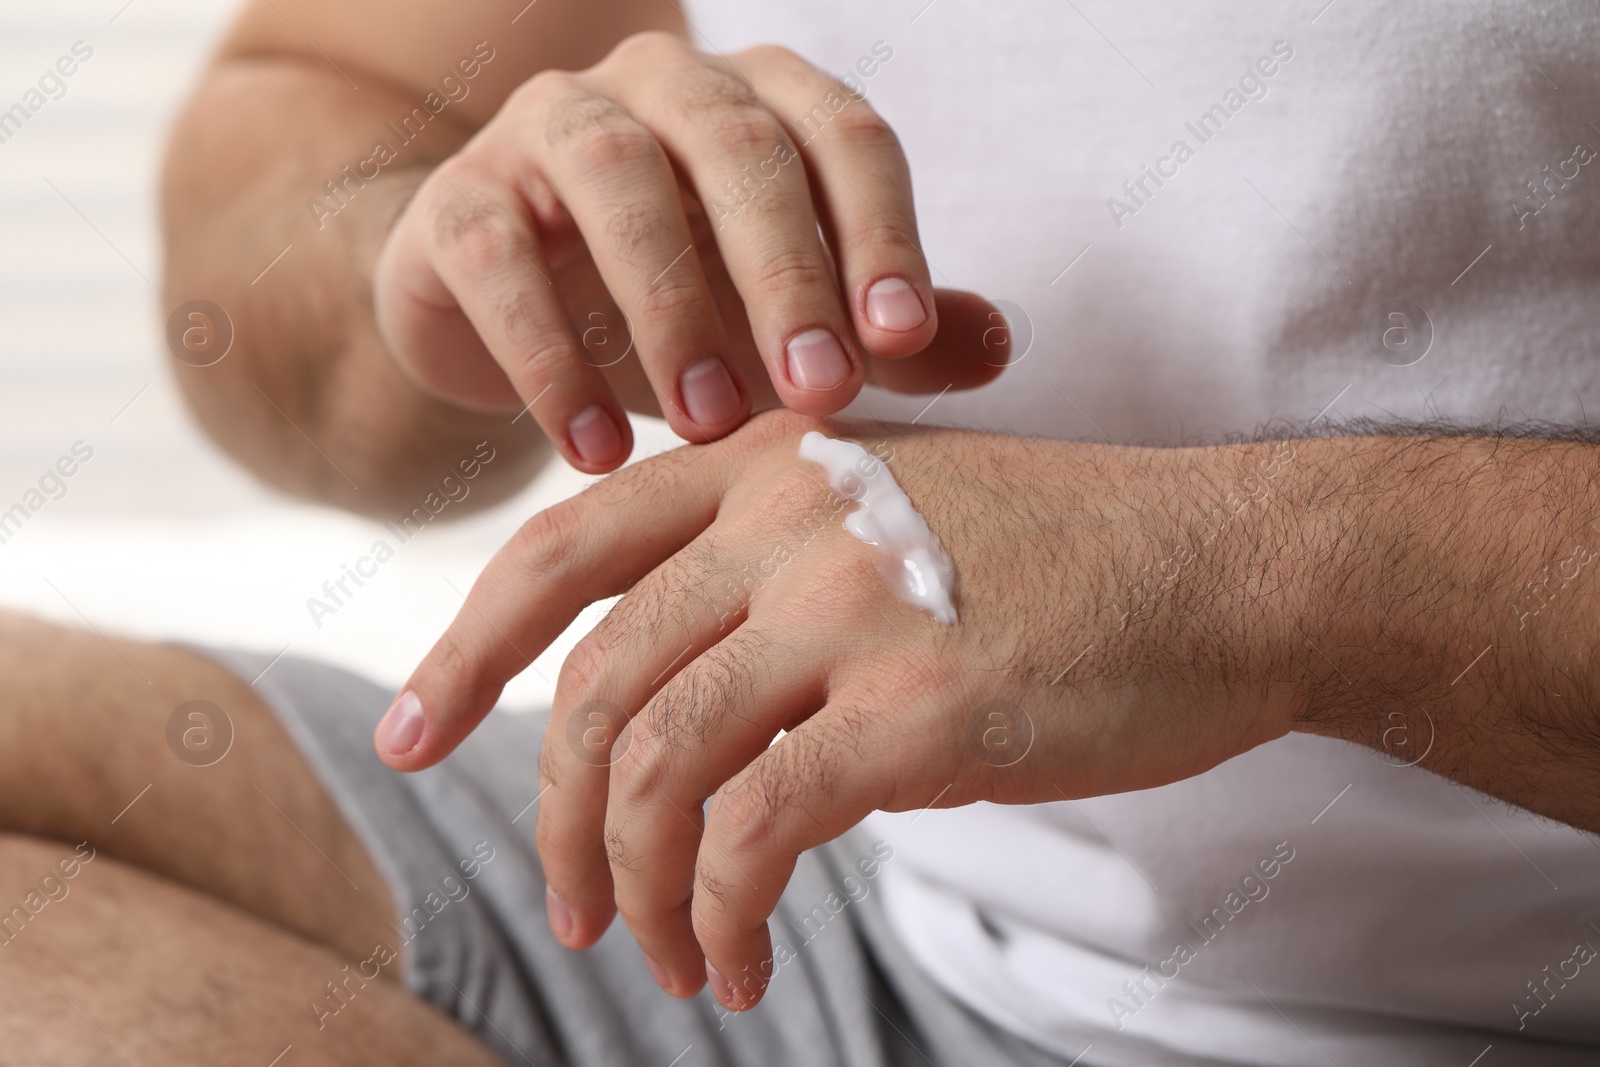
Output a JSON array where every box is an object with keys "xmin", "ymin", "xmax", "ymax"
[{"xmin": 684, "ymin": 2, "xmax": 1600, "ymax": 1063}]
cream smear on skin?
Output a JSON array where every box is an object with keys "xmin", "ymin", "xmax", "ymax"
[{"xmin": 798, "ymin": 431, "xmax": 958, "ymax": 624}]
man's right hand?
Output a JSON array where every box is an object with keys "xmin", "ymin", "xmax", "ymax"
[{"xmin": 373, "ymin": 32, "xmax": 1007, "ymax": 472}]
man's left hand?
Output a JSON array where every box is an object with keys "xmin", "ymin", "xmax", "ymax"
[{"xmin": 376, "ymin": 409, "xmax": 1303, "ymax": 1007}]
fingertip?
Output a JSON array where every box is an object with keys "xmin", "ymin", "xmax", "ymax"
[
  {"xmin": 645, "ymin": 948, "xmax": 708, "ymax": 999},
  {"xmin": 562, "ymin": 904, "xmax": 616, "ymax": 952},
  {"xmin": 775, "ymin": 327, "xmax": 866, "ymax": 416},
  {"xmin": 706, "ymin": 960, "xmax": 757, "ymax": 1011},
  {"xmin": 680, "ymin": 964, "xmax": 709, "ymax": 999},
  {"xmin": 784, "ymin": 327, "xmax": 856, "ymax": 394},
  {"xmin": 856, "ymin": 276, "xmax": 938, "ymax": 358},
  {"xmin": 546, "ymin": 884, "xmax": 580, "ymax": 947},
  {"xmin": 699, "ymin": 911, "xmax": 775, "ymax": 1010},
  {"xmin": 374, "ymin": 687, "xmax": 477, "ymax": 771},
  {"xmin": 563, "ymin": 403, "xmax": 632, "ymax": 472},
  {"xmin": 705, "ymin": 948, "xmax": 771, "ymax": 1011},
  {"xmin": 937, "ymin": 288, "xmax": 1013, "ymax": 362},
  {"xmin": 538, "ymin": 838, "xmax": 618, "ymax": 951},
  {"xmin": 374, "ymin": 690, "xmax": 426, "ymax": 766},
  {"xmin": 861, "ymin": 288, "xmax": 1013, "ymax": 395},
  {"xmin": 540, "ymin": 883, "xmax": 608, "ymax": 953},
  {"xmin": 664, "ymin": 356, "xmax": 752, "ymax": 443},
  {"xmin": 863, "ymin": 276, "xmax": 928, "ymax": 332}
]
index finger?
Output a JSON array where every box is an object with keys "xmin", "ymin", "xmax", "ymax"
[{"xmin": 373, "ymin": 444, "xmax": 733, "ymax": 771}]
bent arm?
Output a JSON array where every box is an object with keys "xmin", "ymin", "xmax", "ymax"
[{"xmin": 159, "ymin": 0, "xmax": 678, "ymax": 515}]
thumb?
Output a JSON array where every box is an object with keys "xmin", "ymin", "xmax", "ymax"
[{"xmin": 864, "ymin": 288, "xmax": 1017, "ymax": 396}]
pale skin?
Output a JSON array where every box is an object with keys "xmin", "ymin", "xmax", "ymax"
[{"xmin": 137, "ymin": 0, "xmax": 1600, "ymax": 1038}]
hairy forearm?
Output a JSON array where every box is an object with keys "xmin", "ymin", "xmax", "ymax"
[
  {"xmin": 1288, "ymin": 433, "xmax": 1600, "ymax": 829},
  {"xmin": 1152, "ymin": 430, "xmax": 1600, "ymax": 831},
  {"xmin": 159, "ymin": 56, "xmax": 546, "ymax": 516}
]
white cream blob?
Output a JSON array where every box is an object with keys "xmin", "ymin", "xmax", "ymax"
[{"xmin": 798, "ymin": 431, "xmax": 958, "ymax": 624}]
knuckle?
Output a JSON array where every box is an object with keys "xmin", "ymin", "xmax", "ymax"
[
  {"xmin": 555, "ymin": 638, "xmax": 607, "ymax": 702},
  {"xmin": 847, "ymin": 214, "xmax": 917, "ymax": 258},
  {"xmin": 775, "ymin": 457, "xmax": 831, "ymax": 504},
  {"xmin": 509, "ymin": 69, "xmax": 579, "ymax": 111},
  {"xmin": 586, "ymin": 586, "xmax": 653, "ymax": 658},
  {"xmin": 666, "ymin": 63, "xmax": 758, "ymax": 116},
  {"xmin": 440, "ymin": 223, "xmax": 504, "ymax": 276},
  {"xmin": 736, "ymin": 406, "xmax": 813, "ymax": 449},
  {"xmin": 754, "ymin": 465, "xmax": 833, "ymax": 528},
  {"xmin": 604, "ymin": 201, "xmax": 674, "ymax": 263},
  {"xmin": 508, "ymin": 330, "xmax": 582, "ymax": 385},
  {"xmin": 538, "ymin": 86, "xmax": 651, "ymax": 162},
  {"xmin": 711, "ymin": 778, "xmax": 778, "ymax": 855},
  {"xmin": 509, "ymin": 503, "xmax": 581, "ymax": 577},
  {"xmin": 567, "ymin": 115, "xmax": 662, "ymax": 173},
  {"xmin": 637, "ymin": 271, "xmax": 706, "ymax": 322},
  {"xmin": 492, "ymin": 286, "xmax": 565, "ymax": 349},
  {"xmin": 826, "ymin": 105, "xmax": 901, "ymax": 153},
  {"xmin": 610, "ymin": 728, "xmax": 669, "ymax": 805},
  {"xmin": 429, "ymin": 193, "xmax": 518, "ymax": 274},
  {"xmin": 751, "ymin": 247, "xmax": 832, "ymax": 297},
  {"xmin": 704, "ymin": 104, "xmax": 789, "ymax": 157},
  {"xmin": 719, "ymin": 179, "xmax": 794, "ymax": 228}
]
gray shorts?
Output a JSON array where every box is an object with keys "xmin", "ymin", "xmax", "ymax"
[{"xmin": 193, "ymin": 646, "xmax": 1075, "ymax": 1067}]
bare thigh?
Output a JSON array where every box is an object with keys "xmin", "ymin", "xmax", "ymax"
[
  {"xmin": 0, "ymin": 608, "xmax": 395, "ymax": 969},
  {"xmin": 0, "ymin": 832, "xmax": 506, "ymax": 1067}
]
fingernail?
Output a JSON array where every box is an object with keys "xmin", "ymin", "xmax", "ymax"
[
  {"xmin": 865, "ymin": 277, "xmax": 927, "ymax": 332},
  {"xmin": 643, "ymin": 953, "xmax": 672, "ymax": 993},
  {"xmin": 679, "ymin": 357, "xmax": 742, "ymax": 426},
  {"xmin": 546, "ymin": 885, "xmax": 573, "ymax": 943},
  {"xmin": 568, "ymin": 404, "xmax": 624, "ymax": 466},
  {"xmin": 706, "ymin": 960, "xmax": 736, "ymax": 1007},
  {"xmin": 375, "ymin": 690, "xmax": 424, "ymax": 755},
  {"xmin": 785, "ymin": 328, "xmax": 851, "ymax": 391}
]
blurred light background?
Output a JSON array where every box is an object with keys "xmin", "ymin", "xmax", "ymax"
[{"xmin": 0, "ymin": 0, "xmax": 676, "ymax": 708}]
